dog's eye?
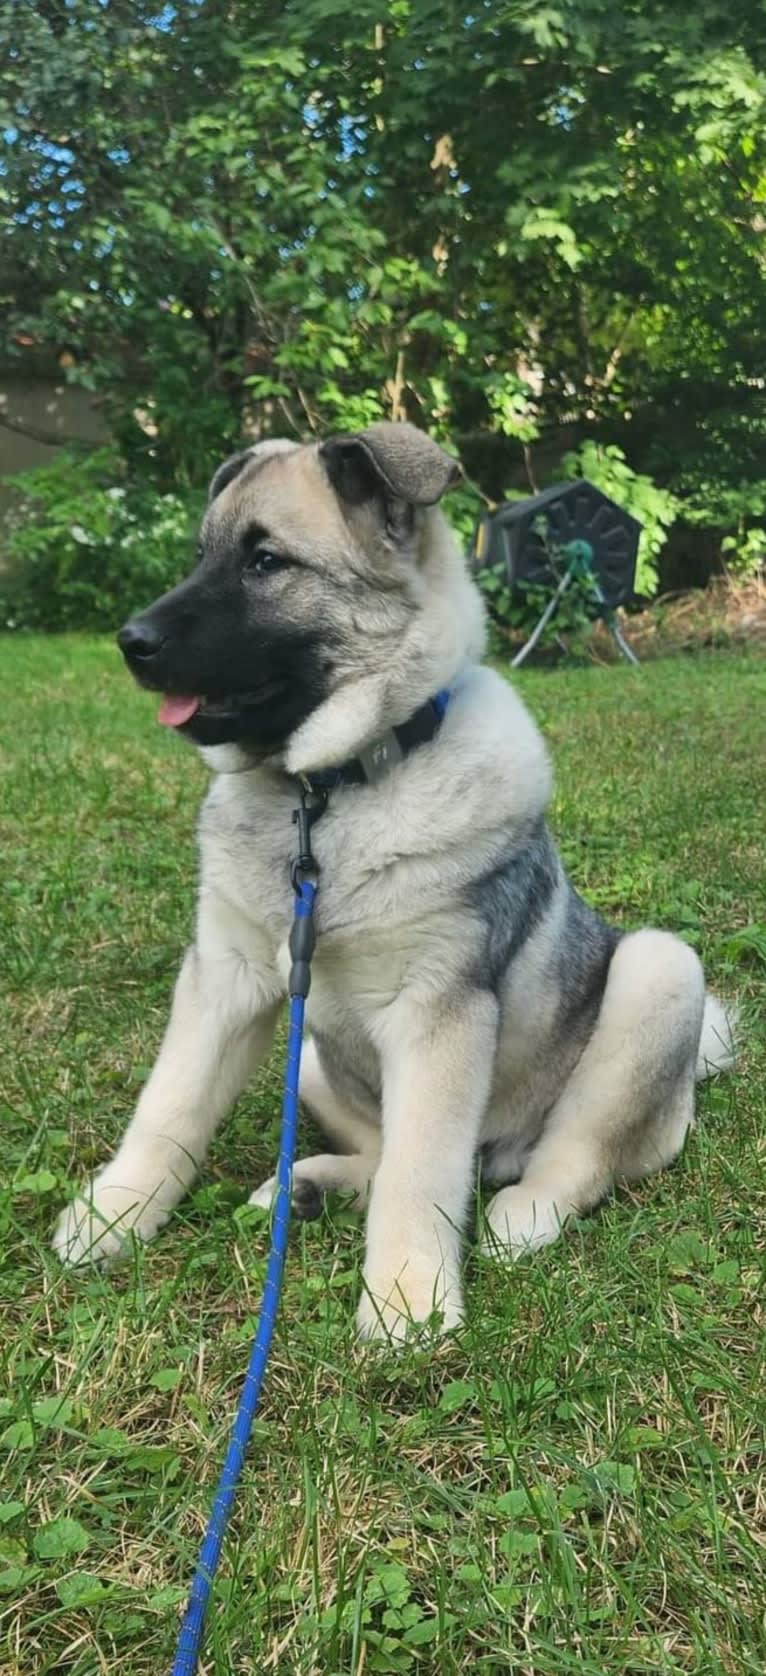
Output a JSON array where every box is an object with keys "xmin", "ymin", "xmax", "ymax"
[{"xmin": 243, "ymin": 549, "xmax": 288, "ymax": 578}]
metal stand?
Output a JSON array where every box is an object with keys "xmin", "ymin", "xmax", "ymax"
[
  {"xmin": 601, "ymin": 610, "xmax": 639, "ymax": 665},
  {"xmin": 510, "ymin": 541, "xmax": 639, "ymax": 668},
  {"xmin": 511, "ymin": 568, "xmax": 574, "ymax": 668}
]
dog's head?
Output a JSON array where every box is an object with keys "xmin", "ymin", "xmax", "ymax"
[{"xmin": 117, "ymin": 422, "xmax": 485, "ymax": 773}]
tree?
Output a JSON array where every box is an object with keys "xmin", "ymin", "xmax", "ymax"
[{"xmin": 2, "ymin": 0, "xmax": 765, "ymax": 547}]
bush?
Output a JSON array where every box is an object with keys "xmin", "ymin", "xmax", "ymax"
[
  {"xmin": 0, "ymin": 450, "xmax": 202, "ymax": 632},
  {"xmin": 720, "ymin": 525, "xmax": 766, "ymax": 580}
]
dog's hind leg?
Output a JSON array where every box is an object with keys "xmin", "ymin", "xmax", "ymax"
[
  {"xmin": 249, "ymin": 1037, "xmax": 381, "ymax": 1216},
  {"xmin": 249, "ymin": 1152, "xmax": 377, "ymax": 1219},
  {"xmin": 482, "ymin": 930, "xmax": 706, "ymax": 1258}
]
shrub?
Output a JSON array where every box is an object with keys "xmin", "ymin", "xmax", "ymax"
[
  {"xmin": 476, "ymin": 553, "xmax": 601, "ymax": 660},
  {"xmin": 720, "ymin": 525, "xmax": 766, "ymax": 580},
  {"xmin": 0, "ymin": 450, "xmax": 202, "ymax": 632}
]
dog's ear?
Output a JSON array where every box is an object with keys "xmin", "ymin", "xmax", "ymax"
[
  {"xmin": 320, "ymin": 421, "xmax": 461, "ymax": 510},
  {"xmin": 208, "ymin": 450, "xmax": 255, "ymax": 504}
]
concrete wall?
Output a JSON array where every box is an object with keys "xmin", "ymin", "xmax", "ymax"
[{"xmin": 0, "ymin": 374, "xmax": 110, "ymax": 514}]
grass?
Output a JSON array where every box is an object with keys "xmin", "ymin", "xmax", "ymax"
[{"xmin": 1, "ymin": 635, "xmax": 765, "ymax": 1676}]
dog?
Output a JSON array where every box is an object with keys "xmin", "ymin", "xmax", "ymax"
[{"xmin": 53, "ymin": 422, "xmax": 735, "ymax": 1339}]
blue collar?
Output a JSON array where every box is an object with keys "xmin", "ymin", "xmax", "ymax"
[{"xmin": 304, "ymin": 689, "xmax": 451, "ymax": 792}]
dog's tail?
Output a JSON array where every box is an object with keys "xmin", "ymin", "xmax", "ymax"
[{"xmin": 696, "ymin": 992, "xmax": 738, "ymax": 1081}]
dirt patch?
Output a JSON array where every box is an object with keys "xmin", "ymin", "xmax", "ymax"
[
  {"xmin": 613, "ymin": 577, "xmax": 766, "ymax": 661},
  {"xmin": 502, "ymin": 578, "xmax": 766, "ymax": 664}
]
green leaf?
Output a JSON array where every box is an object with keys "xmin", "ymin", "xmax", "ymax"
[
  {"xmin": 147, "ymin": 1584, "xmax": 187, "ymax": 1611},
  {"xmin": 0, "ymin": 1422, "xmax": 34, "ymax": 1451},
  {"xmin": 623, "ymin": 1426, "xmax": 666, "ymax": 1450},
  {"xmin": 670, "ymin": 1282, "xmax": 702, "ymax": 1306},
  {"xmin": 33, "ymin": 1518, "xmax": 91, "ymax": 1560},
  {"xmin": 0, "ymin": 1566, "xmax": 39, "ymax": 1594},
  {"xmin": 495, "ymin": 1488, "xmax": 532, "ymax": 1517},
  {"xmin": 149, "ymin": 1368, "xmax": 182, "ymax": 1393},
  {"xmin": 499, "ymin": 1529, "xmax": 539, "ymax": 1559},
  {"xmin": 0, "ymin": 1503, "xmax": 25, "ymax": 1525},
  {"xmin": 123, "ymin": 1445, "xmax": 181, "ymax": 1477},
  {"xmin": 0, "ymin": 1537, "xmax": 27, "ymax": 1568},
  {"xmin": 402, "ymin": 1617, "xmax": 440, "ymax": 1645},
  {"xmin": 591, "ymin": 1462, "xmax": 636, "ymax": 1498},
  {"xmin": 667, "ymin": 1231, "xmax": 708, "ymax": 1273},
  {"xmin": 13, "ymin": 1170, "xmax": 58, "ymax": 1195},
  {"xmin": 558, "ymin": 1483, "xmax": 591, "ymax": 1512},
  {"xmin": 364, "ymin": 1562, "xmax": 411, "ymax": 1610},
  {"xmin": 89, "ymin": 1426, "xmax": 131, "ymax": 1457},
  {"xmin": 55, "ymin": 1572, "xmax": 109, "ymax": 1608},
  {"xmin": 437, "ymin": 1379, "xmax": 477, "ymax": 1415},
  {"xmin": 32, "ymin": 1396, "xmax": 73, "ymax": 1428}
]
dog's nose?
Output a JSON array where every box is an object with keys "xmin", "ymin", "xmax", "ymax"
[{"xmin": 117, "ymin": 619, "xmax": 166, "ymax": 663}]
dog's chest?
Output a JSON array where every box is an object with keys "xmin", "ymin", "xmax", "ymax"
[
  {"xmin": 200, "ymin": 774, "xmax": 433, "ymax": 929},
  {"xmin": 199, "ymin": 787, "xmax": 293, "ymax": 934},
  {"xmin": 301, "ymin": 932, "xmax": 411, "ymax": 1039},
  {"xmin": 198, "ymin": 778, "xmax": 462, "ymax": 1027}
]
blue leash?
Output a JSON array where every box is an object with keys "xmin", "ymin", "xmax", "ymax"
[
  {"xmin": 171, "ymin": 860, "xmax": 319, "ymax": 1675},
  {"xmin": 168, "ymin": 688, "xmax": 448, "ymax": 1669}
]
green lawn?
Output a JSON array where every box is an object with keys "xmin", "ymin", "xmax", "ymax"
[{"xmin": 1, "ymin": 637, "xmax": 765, "ymax": 1676}]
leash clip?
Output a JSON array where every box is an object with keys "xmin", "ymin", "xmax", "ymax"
[
  {"xmin": 290, "ymin": 780, "xmax": 328, "ymax": 892},
  {"xmin": 289, "ymin": 780, "xmax": 326, "ymax": 996}
]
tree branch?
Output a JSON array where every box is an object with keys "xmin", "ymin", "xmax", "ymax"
[{"xmin": 0, "ymin": 411, "xmax": 100, "ymax": 449}]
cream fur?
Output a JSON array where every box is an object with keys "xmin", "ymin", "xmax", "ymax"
[{"xmin": 53, "ymin": 438, "xmax": 735, "ymax": 1341}]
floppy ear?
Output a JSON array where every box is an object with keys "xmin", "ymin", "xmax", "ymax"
[
  {"xmin": 208, "ymin": 450, "xmax": 255, "ymax": 504},
  {"xmin": 320, "ymin": 421, "xmax": 461, "ymax": 508}
]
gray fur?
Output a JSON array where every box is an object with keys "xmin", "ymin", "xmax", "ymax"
[
  {"xmin": 464, "ymin": 820, "xmax": 560, "ymax": 994},
  {"xmin": 321, "ymin": 421, "xmax": 460, "ymax": 507},
  {"xmin": 480, "ymin": 1137, "xmax": 524, "ymax": 1187},
  {"xmin": 556, "ymin": 883, "xmax": 620, "ymax": 1036},
  {"xmin": 312, "ymin": 1027, "xmax": 381, "ymax": 1123},
  {"xmin": 54, "ymin": 421, "xmax": 735, "ymax": 1341}
]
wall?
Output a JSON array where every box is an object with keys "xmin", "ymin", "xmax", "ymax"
[{"xmin": 0, "ymin": 373, "xmax": 110, "ymax": 513}]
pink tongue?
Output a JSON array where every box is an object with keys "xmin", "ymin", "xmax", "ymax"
[{"xmin": 157, "ymin": 694, "xmax": 201, "ymax": 728}]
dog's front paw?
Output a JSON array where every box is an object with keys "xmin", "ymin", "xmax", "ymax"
[
  {"xmin": 356, "ymin": 1254, "xmax": 463, "ymax": 1344},
  {"xmin": 480, "ymin": 1184, "xmax": 568, "ymax": 1260},
  {"xmin": 52, "ymin": 1181, "xmax": 169, "ymax": 1267}
]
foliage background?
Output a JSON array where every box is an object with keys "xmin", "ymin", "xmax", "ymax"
[
  {"xmin": 2, "ymin": 13, "xmax": 766, "ymax": 1667},
  {"xmin": 1, "ymin": 0, "xmax": 766, "ymax": 622}
]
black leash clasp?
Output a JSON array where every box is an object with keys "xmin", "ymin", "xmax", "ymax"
[
  {"xmin": 288, "ymin": 780, "xmax": 327, "ymax": 998},
  {"xmin": 290, "ymin": 780, "xmax": 328, "ymax": 893}
]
